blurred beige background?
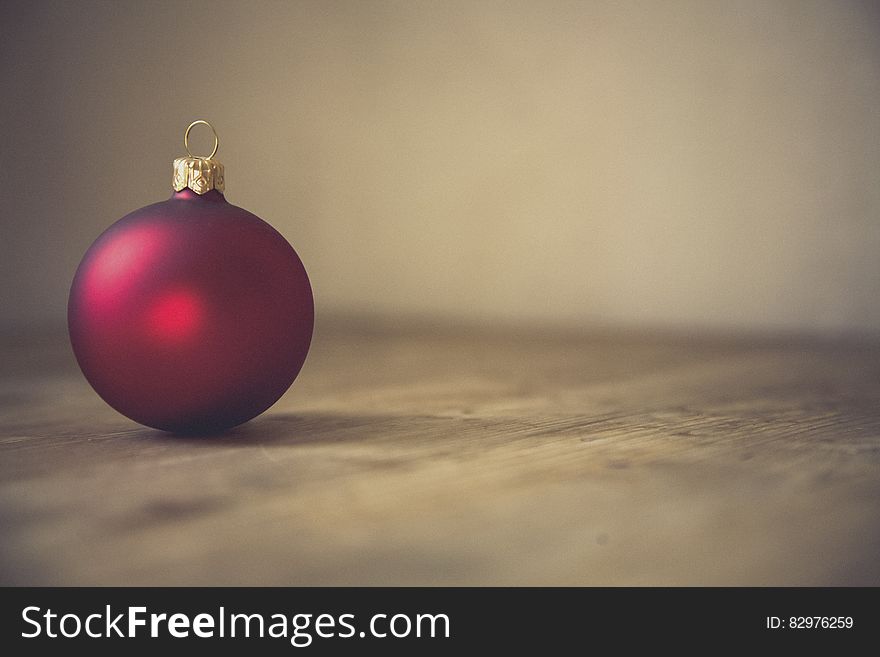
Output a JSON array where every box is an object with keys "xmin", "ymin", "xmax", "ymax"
[{"xmin": 1, "ymin": 0, "xmax": 878, "ymax": 334}]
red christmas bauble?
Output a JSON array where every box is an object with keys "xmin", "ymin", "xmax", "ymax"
[{"xmin": 68, "ymin": 188, "xmax": 314, "ymax": 433}]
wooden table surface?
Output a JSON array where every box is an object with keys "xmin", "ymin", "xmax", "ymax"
[{"xmin": 1, "ymin": 318, "xmax": 879, "ymax": 586}]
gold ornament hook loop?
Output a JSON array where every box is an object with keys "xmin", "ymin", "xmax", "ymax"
[{"xmin": 184, "ymin": 120, "xmax": 219, "ymax": 159}]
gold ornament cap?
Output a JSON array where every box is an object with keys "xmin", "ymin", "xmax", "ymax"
[{"xmin": 172, "ymin": 120, "xmax": 226, "ymax": 194}]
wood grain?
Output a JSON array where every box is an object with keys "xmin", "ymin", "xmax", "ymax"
[{"xmin": 1, "ymin": 318, "xmax": 879, "ymax": 585}]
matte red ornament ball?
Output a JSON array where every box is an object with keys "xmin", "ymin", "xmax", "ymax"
[{"xmin": 68, "ymin": 188, "xmax": 314, "ymax": 433}]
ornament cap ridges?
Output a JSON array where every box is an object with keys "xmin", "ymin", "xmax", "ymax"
[{"xmin": 172, "ymin": 156, "xmax": 226, "ymax": 195}]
